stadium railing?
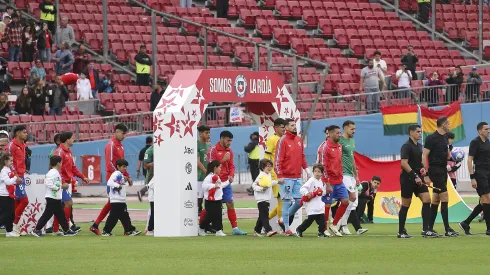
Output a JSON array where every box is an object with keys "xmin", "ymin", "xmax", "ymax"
[{"xmin": 295, "ymin": 81, "xmax": 490, "ymax": 117}]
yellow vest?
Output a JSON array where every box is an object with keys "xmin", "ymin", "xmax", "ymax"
[
  {"xmin": 40, "ymin": 4, "xmax": 55, "ymax": 22},
  {"xmin": 417, "ymin": 0, "xmax": 430, "ymax": 3},
  {"xmin": 248, "ymin": 146, "xmax": 259, "ymax": 160},
  {"xmin": 136, "ymin": 61, "xmax": 150, "ymax": 74}
]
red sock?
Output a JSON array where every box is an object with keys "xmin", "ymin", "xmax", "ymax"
[
  {"xmin": 64, "ymin": 207, "xmax": 71, "ymax": 226},
  {"xmin": 53, "ymin": 217, "xmax": 59, "ymax": 232},
  {"xmin": 333, "ymin": 203, "xmax": 348, "ymax": 226},
  {"xmin": 199, "ymin": 209, "xmax": 207, "ymax": 225},
  {"xmin": 227, "ymin": 208, "xmax": 237, "ymax": 228},
  {"xmin": 324, "ymin": 205, "xmax": 330, "ymax": 227},
  {"xmin": 13, "ymin": 197, "xmax": 28, "ymax": 224},
  {"xmin": 94, "ymin": 202, "xmax": 112, "ymax": 225}
]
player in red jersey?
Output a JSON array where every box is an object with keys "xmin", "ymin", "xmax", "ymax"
[
  {"xmin": 90, "ymin": 124, "xmax": 133, "ymax": 235},
  {"xmin": 52, "ymin": 132, "xmax": 89, "ymax": 234}
]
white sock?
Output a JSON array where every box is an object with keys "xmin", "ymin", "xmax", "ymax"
[
  {"xmin": 340, "ymin": 208, "xmax": 352, "ymax": 227},
  {"xmin": 145, "ymin": 209, "xmax": 151, "ymax": 230}
]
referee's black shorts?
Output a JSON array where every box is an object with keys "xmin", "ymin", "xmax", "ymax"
[
  {"xmin": 475, "ymin": 169, "xmax": 490, "ymax": 197},
  {"xmin": 400, "ymin": 174, "xmax": 429, "ymax": 199},
  {"xmin": 428, "ymin": 166, "xmax": 448, "ymax": 194}
]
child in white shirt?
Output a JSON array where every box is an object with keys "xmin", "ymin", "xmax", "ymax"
[
  {"xmin": 76, "ymin": 72, "xmax": 93, "ymax": 100},
  {"xmin": 0, "ymin": 152, "xmax": 19, "ymax": 237},
  {"xmin": 102, "ymin": 159, "xmax": 141, "ymax": 236},
  {"xmin": 32, "ymin": 156, "xmax": 77, "ymax": 237},
  {"xmin": 296, "ymin": 164, "xmax": 328, "ymax": 238},
  {"xmin": 199, "ymin": 160, "xmax": 230, "ymax": 237},
  {"xmin": 252, "ymin": 159, "xmax": 283, "ymax": 237}
]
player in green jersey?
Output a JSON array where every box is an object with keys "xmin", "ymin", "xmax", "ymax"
[{"xmin": 197, "ymin": 125, "xmax": 211, "ymax": 215}]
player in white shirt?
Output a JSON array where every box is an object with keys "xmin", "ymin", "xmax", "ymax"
[
  {"xmin": 295, "ymin": 164, "xmax": 329, "ymax": 238},
  {"xmin": 0, "ymin": 152, "xmax": 19, "ymax": 237},
  {"xmin": 252, "ymin": 159, "xmax": 282, "ymax": 237},
  {"xmin": 199, "ymin": 160, "xmax": 230, "ymax": 237},
  {"xmin": 102, "ymin": 159, "xmax": 141, "ymax": 236},
  {"xmin": 32, "ymin": 156, "xmax": 78, "ymax": 237}
]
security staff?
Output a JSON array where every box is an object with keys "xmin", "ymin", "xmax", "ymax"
[
  {"xmin": 423, "ymin": 116, "xmax": 459, "ymax": 237},
  {"xmin": 459, "ymin": 122, "xmax": 490, "ymax": 235},
  {"xmin": 417, "ymin": 0, "xmax": 430, "ymax": 24},
  {"xmin": 134, "ymin": 44, "xmax": 152, "ymax": 86},
  {"xmin": 244, "ymin": 132, "xmax": 260, "ymax": 195},
  {"xmin": 398, "ymin": 124, "xmax": 432, "ymax": 238},
  {"xmin": 39, "ymin": 0, "xmax": 56, "ymax": 34}
]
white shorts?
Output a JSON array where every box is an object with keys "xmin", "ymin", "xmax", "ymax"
[
  {"xmin": 343, "ymin": 175, "xmax": 358, "ymax": 210},
  {"xmin": 197, "ymin": 181, "xmax": 203, "ymax": 199},
  {"xmin": 148, "ymin": 179, "xmax": 155, "ymax": 203}
]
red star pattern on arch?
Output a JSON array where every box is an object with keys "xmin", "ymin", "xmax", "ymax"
[
  {"xmin": 156, "ymin": 97, "xmax": 178, "ymax": 114},
  {"xmin": 154, "ymin": 134, "xmax": 164, "ymax": 146},
  {"xmin": 164, "ymin": 114, "xmax": 181, "ymax": 138},
  {"xmin": 190, "ymin": 88, "xmax": 207, "ymax": 114},
  {"xmin": 180, "ymin": 111, "xmax": 196, "ymax": 137}
]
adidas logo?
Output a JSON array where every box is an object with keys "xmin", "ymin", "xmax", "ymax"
[{"xmin": 185, "ymin": 183, "xmax": 192, "ymax": 190}]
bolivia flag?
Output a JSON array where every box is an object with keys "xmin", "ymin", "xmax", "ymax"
[
  {"xmin": 380, "ymin": 105, "xmax": 419, "ymax": 135},
  {"xmin": 420, "ymin": 101, "xmax": 465, "ymax": 142},
  {"xmin": 355, "ymin": 153, "xmax": 471, "ymax": 223}
]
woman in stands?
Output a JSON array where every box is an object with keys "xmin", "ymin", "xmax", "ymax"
[
  {"xmin": 21, "ymin": 25, "xmax": 35, "ymax": 62},
  {"xmin": 29, "ymin": 79, "xmax": 48, "ymax": 115},
  {"xmin": 0, "ymin": 93, "xmax": 10, "ymax": 125},
  {"xmin": 14, "ymin": 87, "xmax": 31, "ymax": 115}
]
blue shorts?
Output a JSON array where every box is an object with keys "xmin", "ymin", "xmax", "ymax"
[
  {"xmin": 279, "ymin": 178, "xmax": 302, "ymax": 200},
  {"xmin": 15, "ymin": 177, "xmax": 27, "ymax": 200},
  {"xmin": 222, "ymin": 185, "xmax": 233, "ymax": 203},
  {"xmin": 61, "ymin": 190, "xmax": 72, "ymax": 203},
  {"xmin": 322, "ymin": 183, "xmax": 349, "ymax": 204}
]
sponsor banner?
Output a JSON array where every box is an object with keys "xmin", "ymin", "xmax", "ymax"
[{"xmin": 16, "ymin": 174, "xmax": 47, "ymax": 235}]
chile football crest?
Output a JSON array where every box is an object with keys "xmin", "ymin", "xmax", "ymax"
[{"xmin": 234, "ymin": 74, "xmax": 247, "ymax": 98}]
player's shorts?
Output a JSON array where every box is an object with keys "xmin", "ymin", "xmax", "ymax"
[
  {"xmin": 197, "ymin": 181, "xmax": 203, "ymax": 199},
  {"xmin": 322, "ymin": 183, "xmax": 349, "ymax": 204},
  {"xmin": 61, "ymin": 189, "xmax": 72, "ymax": 203},
  {"xmin": 343, "ymin": 175, "xmax": 358, "ymax": 210},
  {"xmin": 222, "ymin": 185, "xmax": 233, "ymax": 203},
  {"xmin": 279, "ymin": 178, "xmax": 302, "ymax": 200},
  {"xmin": 400, "ymin": 174, "xmax": 429, "ymax": 199},
  {"xmin": 15, "ymin": 177, "xmax": 27, "ymax": 200},
  {"xmin": 475, "ymin": 169, "xmax": 490, "ymax": 196},
  {"xmin": 428, "ymin": 165, "xmax": 448, "ymax": 194}
]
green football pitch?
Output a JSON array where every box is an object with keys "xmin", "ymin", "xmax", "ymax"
[{"xmin": 2, "ymin": 219, "xmax": 489, "ymax": 275}]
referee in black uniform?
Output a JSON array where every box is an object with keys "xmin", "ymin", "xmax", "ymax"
[
  {"xmin": 459, "ymin": 122, "xmax": 490, "ymax": 235},
  {"xmin": 422, "ymin": 116, "xmax": 459, "ymax": 237},
  {"xmin": 398, "ymin": 124, "xmax": 432, "ymax": 238}
]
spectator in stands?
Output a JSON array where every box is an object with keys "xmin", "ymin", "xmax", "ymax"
[
  {"xmin": 29, "ymin": 79, "xmax": 48, "ymax": 116},
  {"xmin": 21, "ymin": 25, "xmax": 35, "ymax": 62},
  {"xmin": 216, "ymin": 0, "xmax": 229, "ymax": 18},
  {"xmin": 395, "ymin": 64, "xmax": 412, "ymax": 98},
  {"xmin": 73, "ymin": 45, "xmax": 91, "ymax": 74},
  {"xmin": 360, "ymin": 59, "xmax": 385, "ymax": 114},
  {"xmin": 0, "ymin": 93, "xmax": 10, "ymax": 124},
  {"xmin": 0, "ymin": 16, "xmax": 10, "ymax": 38},
  {"xmin": 98, "ymin": 73, "xmax": 115, "ymax": 94},
  {"xmin": 55, "ymin": 42, "xmax": 74, "ymax": 75},
  {"xmin": 445, "ymin": 66, "xmax": 463, "ymax": 103},
  {"xmin": 47, "ymin": 75, "xmax": 68, "ymax": 115},
  {"xmin": 417, "ymin": 0, "xmax": 430, "ymax": 24},
  {"xmin": 180, "ymin": 0, "xmax": 192, "ymax": 7},
  {"xmin": 15, "ymin": 9, "xmax": 26, "ymax": 26},
  {"xmin": 425, "ymin": 72, "xmax": 443, "ymax": 107},
  {"xmin": 149, "ymin": 83, "xmax": 163, "ymax": 111},
  {"xmin": 39, "ymin": 0, "xmax": 56, "ymax": 35},
  {"xmin": 400, "ymin": 45, "xmax": 418, "ymax": 80},
  {"xmin": 29, "ymin": 59, "xmax": 46, "ymax": 85},
  {"xmin": 83, "ymin": 60, "xmax": 99, "ymax": 98},
  {"xmin": 76, "ymin": 72, "xmax": 93, "ymax": 101},
  {"xmin": 14, "ymin": 87, "xmax": 31, "ymax": 115},
  {"xmin": 5, "ymin": 13, "xmax": 22, "ymax": 62},
  {"xmin": 466, "ymin": 66, "xmax": 482, "ymax": 103},
  {"xmin": 373, "ymin": 50, "xmax": 388, "ymax": 75},
  {"xmin": 2, "ymin": 6, "xmax": 13, "ymax": 21},
  {"xmin": 55, "ymin": 16, "xmax": 75, "ymax": 47},
  {"xmin": 36, "ymin": 22, "xmax": 54, "ymax": 62},
  {"xmin": 135, "ymin": 44, "xmax": 152, "ymax": 86}
]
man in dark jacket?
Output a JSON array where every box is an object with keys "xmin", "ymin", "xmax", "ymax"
[
  {"xmin": 149, "ymin": 84, "xmax": 163, "ymax": 111},
  {"xmin": 73, "ymin": 45, "xmax": 91, "ymax": 74},
  {"xmin": 135, "ymin": 44, "xmax": 152, "ymax": 86},
  {"xmin": 48, "ymin": 75, "xmax": 69, "ymax": 115},
  {"xmin": 445, "ymin": 66, "xmax": 464, "ymax": 103},
  {"xmin": 466, "ymin": 66, "xmax": 482, "ymax": 103},
  {"xmin": 357, "ymin": 176, "xmax": 381, "ymax": 223},
  {"xmin": 401, "ymin": 45, "xmax": 418, "ymax": 80},
  {"xmin": 244, "ymin": 131, "xmax": 259, "ymax": 195}
]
